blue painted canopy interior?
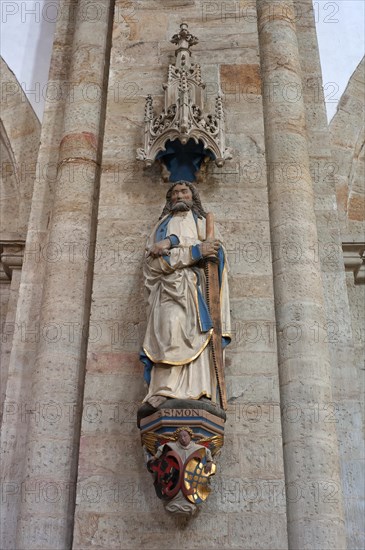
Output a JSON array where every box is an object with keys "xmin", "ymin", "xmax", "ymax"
[{"xmin": 156, "ymin": 138, "xmax": 215, "ymax": 182}]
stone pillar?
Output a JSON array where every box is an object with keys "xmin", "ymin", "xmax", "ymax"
[
  {"xmin": 256, "ymin": 2, "xmax": 346, "ymax": 549},
  {"xmin": 295, "ymin": 3, "xmax": 364, "ymax": 547},
  {"xmin": 0, "ymin": 3, "xmax": 75, "ymax": 548},
  {"xmin": 15, "ymin": 1, "xmax": 114, "ymax": 548}
]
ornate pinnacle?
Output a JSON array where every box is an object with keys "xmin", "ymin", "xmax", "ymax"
[
  {"xmin": 144, "ymin": 95, "xmax": 153, "ymax": 121},
  {"xmin": 171, "ymin": 23, "xmax": 199, "ymax": 49},
  {"xmin": 179, "ymin": 71, "xmax": 188, "ymax": 92},
  {"xmin": 195, "ymin": 64, "xmax": 202, "ymax": 85},
  {"xmin": 215, "ymin": 95, "xmax": 224, "ymax": 120},
  {"xmin": 171, "ymin": 23, "xmax": 198, "ymax": 68}
]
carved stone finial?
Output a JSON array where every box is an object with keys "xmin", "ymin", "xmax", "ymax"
[
  {"xmin": 171, "ymin": 22, "xmax": 199, "ymax": 49},
  {"xmin": 137, "ymin": 24, "xmax": 232, "ymax": 179},
  {"xmin": 171, "ymin": 23, "xmax": 198, "ymax": 69}
]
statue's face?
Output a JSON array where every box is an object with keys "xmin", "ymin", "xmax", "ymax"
[
  {"xmin": 178, "ymin": 430, "xmax": 191, "ymax": 447},
  {"xmin": 169, "ymin": 183, "xmax": 193, "ymax": 212},
  {"xmin": 170, "ymin": 183, "xmax": 193, "ymax": 204}
]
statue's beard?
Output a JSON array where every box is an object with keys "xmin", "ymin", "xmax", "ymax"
[{"xmin": 169, "ymin": 200, "xmax": 193, "ymax": 212}]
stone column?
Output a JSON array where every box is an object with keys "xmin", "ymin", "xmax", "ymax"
[
  {"xmin": 256, "ymin": 1, "xmax": 346, "ymax": 549},
  {"xmin": 0, "ymin": 3, "xmax": 74, "ymax": 547},
  {"xmin": 15, "ymin": 1, "xmax": 114, "ymax": 548}
]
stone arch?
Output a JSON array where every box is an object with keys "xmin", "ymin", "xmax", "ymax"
[
  {"xmin": 330, "ymin": 57, "xmax": 365, "ymax": 236},
  {"xmin": 0, "ymin": 57, "xmax": 41, "ymax": 238},
  {"xmin": 0, "ymin": 119, "xmax": 21, "ymax": 234},
  {"xmin": 348, "ymin": 128, "xmax": 365, "ymax": 223}
]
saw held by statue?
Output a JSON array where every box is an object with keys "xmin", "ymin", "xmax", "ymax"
[{"xmin": 204, "ymin": 212, "xmax": 227, "ymax": 411}]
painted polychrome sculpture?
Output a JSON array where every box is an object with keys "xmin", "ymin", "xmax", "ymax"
[{"xmin": 137, "ymin": 25, "xmax": 231, "ymax": 516}]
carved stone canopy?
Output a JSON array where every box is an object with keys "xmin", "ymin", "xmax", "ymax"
[{"xmin": 137, "ymin": 23, "xmax": 232, "ymax": 181}]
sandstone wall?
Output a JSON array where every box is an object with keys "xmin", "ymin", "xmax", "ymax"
[
  {"xmin": 329, "ymin": 57, "xmax": 365, "ymax": 549},
  {"xmin": 1, "ymin": 1, "xmax": 362, "ymax": 549},
  {"xmin": 1, "ymin": 1, "xmax": 76, "ymax": 547},
  {"xmin": 0, "ymin": 59, "xmax": 41, "ymax": 413},
  {"xmin": 0, "ymin": 58, "xmax": 41, "ymax": 237},
  {"xmin": 72, "ymin": 1, "xmax": 286, "ymax": 548},
  {"xmin": 330, "ymin": 57, "xmax": 365, "ymax": 241}
]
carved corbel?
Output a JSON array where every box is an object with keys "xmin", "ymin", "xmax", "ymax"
[
  {"xmin": 342, "ymin": 242, "xmax": 365, "ymax": 284},
  {"xmin": 138, "ymin": 401, "xmax": 225, "ymax": 515},
  {"xmin": 0, "ymin": 240, "xmax": 25, "ymax": 283}
]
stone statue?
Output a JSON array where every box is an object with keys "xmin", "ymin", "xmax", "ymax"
[
  {"xmin": 136, "ymin": 25, "xmax": 232, "ymax": 515},
  {"xmin": 140, "ymin": 181, "xmax": 231, "ymax": 409}
]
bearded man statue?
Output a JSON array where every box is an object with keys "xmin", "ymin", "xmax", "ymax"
[{"xmin": 140, "ymin": 181, "xmax": 231, "ymax": 409}]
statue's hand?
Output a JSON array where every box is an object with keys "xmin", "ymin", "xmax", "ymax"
[
  {"xmin": 199, "ymin": 239, "xmax": 220, "ymax": 258},
  {"xmin": 146, "ymin": 238, "xmax": 171, "ymax": 258}
]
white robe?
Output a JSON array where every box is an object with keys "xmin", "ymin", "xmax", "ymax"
[{"xmin": 142, "ymin": 210, "xmax": 230, "ymax": 405}]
